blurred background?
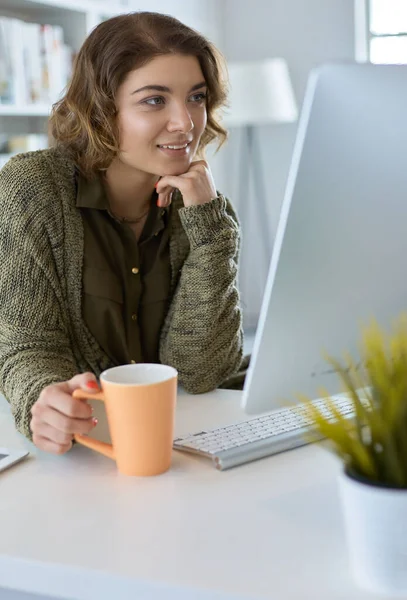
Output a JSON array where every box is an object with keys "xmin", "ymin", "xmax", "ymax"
[{"xmin": 0, "ymin": 0, "xmax": 405, "ymax": 341}]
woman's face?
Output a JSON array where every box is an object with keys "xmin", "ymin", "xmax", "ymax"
[{"xmin": 115, "ymin": 54, "xmax": 208, "ymax": 177}]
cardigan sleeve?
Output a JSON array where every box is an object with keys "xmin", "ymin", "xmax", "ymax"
[
  {"xmin": 159, "ymin": 194, "xmax": 244, "ymax": 393},
  {"xmin": 0, "ymin": 161, "xmax": 78, "ymax": 440}
]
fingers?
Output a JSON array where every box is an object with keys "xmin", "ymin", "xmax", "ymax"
[
  {"xmin": 156, "ymin": 162, "xmax": 208, "ymax": 194},
  {"xmin": 30, "ymin": 372, "xmax": 100, "ymax": 455},
  {"xmin": 156, "ymin": 165, "xmax": 217, "ymax": 207},
  {"xmin": 39, "ymin": 386, "xmax": 93, "ymax": 420},
  {"xmin": 32, "ymin": 405, "xmax": 96, "ymax": 435},
  {"xmin": 156, "ymin": 176, "xmax": 185, "ymax": 196},
  {"xmin": 155, "ymin": 177, "xmax": 174, "ymax": 208},
  {"xmin": 31, "ymin": 418, "xmax": 74, "ymax": 445},
  {"xmin": 65, "ymin": 372, "xmax": 100, "ymax": 394},
  {"xmin": 46, "ymin": 371, "xmax": 100, "ymax": 418},
  {"xmin": 157, "ymin": 189, "xmax": 174, "ymax": 208},
  {"xmin": 155, "ymin": 162, "xmax": 210, "ymax": 207},
  {"xmin": 32, "ymin": 433, "xmax": 72, "ymax": 455}
]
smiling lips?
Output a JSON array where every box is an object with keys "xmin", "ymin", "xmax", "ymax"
[
  {"xmin": 157, "ymin": 140, "xmax": 192, "ymax": 150},
  {"xmin": 157, "ymin": 141, "xmax": 192, "ymax": 157}
]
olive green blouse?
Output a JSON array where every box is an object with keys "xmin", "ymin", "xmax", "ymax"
[{"xmin": 76, "ymin": 173, "xmax": 171, "ymax": 365}]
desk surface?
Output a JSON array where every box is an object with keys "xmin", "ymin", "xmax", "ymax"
[{"xmin": 0, "ymin": 390, "xmax": 376, "ymax": 600}]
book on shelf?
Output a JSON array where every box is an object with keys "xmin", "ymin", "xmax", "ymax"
[
  {"xmin": 0, "ymin": 16, "xmax": 73, "ymax": 106},
  {"xmin": 0, "ymin": 18, "xmax": 13, "ymax": 103},
  {"xmin": 0, "ymin": 133, "xmax": 48, "ymax": 153},
  {"xmin": 0, "ymin": 133, "xmax": 49, "ymax": 169}
]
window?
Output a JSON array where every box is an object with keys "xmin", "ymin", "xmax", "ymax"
[{"xmin": 364, "ymin": 0, "xmax": 407, "ymax": 63}]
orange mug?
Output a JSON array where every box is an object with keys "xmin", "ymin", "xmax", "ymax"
[{"xmin": 73, "ymin": 363, "xmax": 177, "ymax": 476}]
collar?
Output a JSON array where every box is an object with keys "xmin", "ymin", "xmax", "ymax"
[
  {"xmin": 75, "ymin": 172, "xmax": 170, "ymax": 223},
  {"xmin": 76, "ymin": 172, "xmax": 109, "ymax": 210}
]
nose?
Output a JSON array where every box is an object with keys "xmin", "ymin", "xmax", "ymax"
[{"xmin": 166, "ymin": 102, "xmax": 194, "ymax": 134}]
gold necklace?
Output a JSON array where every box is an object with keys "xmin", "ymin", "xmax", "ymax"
[{"xmin": 112, "ymin": 205, "xmax": 150, "ymax": 224}]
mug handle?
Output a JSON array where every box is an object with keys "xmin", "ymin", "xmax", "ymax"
[{"xmin": 72, "ymin": 389, "xmax": 115, "ymax": 461}]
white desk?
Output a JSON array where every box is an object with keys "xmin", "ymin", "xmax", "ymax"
[{"xmin": 0, "ymin": 390, "xmax": 376, "ymax": 600}]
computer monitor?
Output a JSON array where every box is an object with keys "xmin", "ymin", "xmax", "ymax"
[{"xmin": 242, "ymin": 63, "xmax": 407, "ymax": 414}]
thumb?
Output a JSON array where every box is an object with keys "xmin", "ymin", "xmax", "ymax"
[{"xmin": 65, "ymin": 372, "xmax": 100, "ymax": 394}]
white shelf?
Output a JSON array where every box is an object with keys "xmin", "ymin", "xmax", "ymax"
[
  {"xmin": 0, "ymin": 104, "xmax": 50, "ymax": 116},
  {"xmin": 0, "ymin": 0, "xmax": 129, "ymax": 133},
  {"xmin": 0, "ymin": 0, "xmax": 129, "ymax": 17}
]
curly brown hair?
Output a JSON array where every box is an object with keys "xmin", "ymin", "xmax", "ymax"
[{"xmin": 49, "ymin": 12, "xmax": 229, "ymax": 179}]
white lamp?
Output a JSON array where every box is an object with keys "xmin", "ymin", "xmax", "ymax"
[
  {"xmin": 224, "ymin": 58, "xmax": 298, "ymax": 127},
  {"xmin": 223, "ymin": 58, "xmax": 298, "ymax": 257}
]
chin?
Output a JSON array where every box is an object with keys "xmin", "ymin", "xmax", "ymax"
[
  {"xmin": 163, "ymin": 165, "xmax": 190, "ymax": 176},
  {"xmin": 154, "ymin": 158, "xmax": 193, "ymax": 177}
]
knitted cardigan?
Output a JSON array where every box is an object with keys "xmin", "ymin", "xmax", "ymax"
[{"xmin": 0, "ymin": 148, "xmax": 243, "ymax": 440}]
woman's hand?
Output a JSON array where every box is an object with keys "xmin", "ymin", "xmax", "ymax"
[
  {"xmin": 30, "ymin": 373, "xmax": 100, "ymax": 454},
  {"xmin": 156, "ymin": 160, "xmax": 217, "ymax": 208}
]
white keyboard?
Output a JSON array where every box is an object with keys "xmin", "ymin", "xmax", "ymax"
[{"xmin": 173, "ymin": 395, "xmax": 355, "ymax": 470}]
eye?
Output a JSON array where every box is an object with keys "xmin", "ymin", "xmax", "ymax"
[
  {"xmin": 142, "ymin": 96, "xmax": 165, "ymax": 106},
  {"xmin": 190, "ymin": 92, "xmax": 207, "ymax": 103}
]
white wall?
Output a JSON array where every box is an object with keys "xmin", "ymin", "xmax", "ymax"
[
  {"xmin": 216, "ymin": 0, "xmax": 356, "ymax": 329},
  {"xmin": 221, "ymin": 0, "xmax": 355, "ymax": 99},
  {"xmin": 128, "ymin": 0, "xmax": 222, "ymax": 44}
]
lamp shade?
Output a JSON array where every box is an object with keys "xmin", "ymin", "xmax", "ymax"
[{"xmin": 223, "ymin": 58, "xmax": 298, "ymax": 127}]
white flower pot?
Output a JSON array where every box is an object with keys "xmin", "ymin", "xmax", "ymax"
[{"xmin": 338, "ymin": 468, "xmax": 407, "ymax": 596}]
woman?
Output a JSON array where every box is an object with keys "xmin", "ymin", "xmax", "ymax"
[{"xmin": 0, "ymin": 12, "xmax": 243, "ymax": 455}]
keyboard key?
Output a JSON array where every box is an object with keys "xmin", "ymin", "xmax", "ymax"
[{"xmin": 173, "ymin": 396, "xmax": 356, "ymax": 470}]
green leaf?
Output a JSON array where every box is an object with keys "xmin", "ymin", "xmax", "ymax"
[{"xmin": 295, "ymin": 315, "xmax": 407, "ymax": 487}]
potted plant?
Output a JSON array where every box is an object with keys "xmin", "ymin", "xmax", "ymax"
[{"xmin": 297, "ymin": 316, "xmax": 407, "ymax": 596}]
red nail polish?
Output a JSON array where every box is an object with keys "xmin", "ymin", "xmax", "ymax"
[
  {"xmin": 87, "ymin": 381, "xmax": 99, "ymax": 390},
  {"xmin": 93, "ymin": 418, "xmax": 98, "ymax": 427}
]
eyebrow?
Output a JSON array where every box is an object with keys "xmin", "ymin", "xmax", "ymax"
[{"xmin": 131, "ymin": 81, "xmax": 207, "ymax": 95}]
